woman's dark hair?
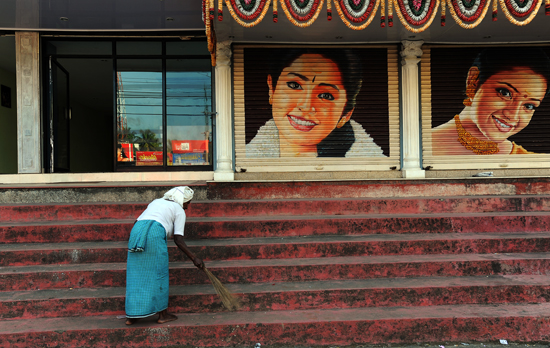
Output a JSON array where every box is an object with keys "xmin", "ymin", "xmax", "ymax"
[
  {"xmin": 269, "ymin": 48, "xmax": 363, "ymax": 157},
  {"xmin": 472, "ymin": 47, "xmax": 550, "ymax": 96}
]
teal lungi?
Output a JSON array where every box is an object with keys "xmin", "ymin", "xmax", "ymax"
[{"xmin": 125, "ymin": 220, "xmax": 169, "ymax": 318}]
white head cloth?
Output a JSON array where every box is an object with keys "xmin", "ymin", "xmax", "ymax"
[{"xmin": 163, "ymin": 186, "xmax": 194, "ymax": 208}]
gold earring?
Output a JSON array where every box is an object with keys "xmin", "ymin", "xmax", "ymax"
[
  {"xmin": 463, "ymin": 84, "xmax": 476, "ymax": 106},
  {"xmin": 269, "ymin": 96, "xmax": 273, "ymax": 105},
  {"xmin": 336, "ymin": 117, "xmax": 348, "ymax": 128},
  {"xmin": 463, "ymin": 70, "xmax": 479, "ymax": 107}
]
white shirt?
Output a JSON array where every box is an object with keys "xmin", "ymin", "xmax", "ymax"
[{"xmin": 136, "ymin": 198, "xmax": 186, "ymax": 238}]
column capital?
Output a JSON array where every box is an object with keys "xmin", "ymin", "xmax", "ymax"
[
  {"xmin": 216, "ymin": 40, "xmax": 233, "ymax": 67},
  {"xmin": 401, "ymin": 40, "xmax": 424, "ymax": 65}
]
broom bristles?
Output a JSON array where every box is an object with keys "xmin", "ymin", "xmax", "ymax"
[{"xmin": 202, "ymin": 266, "xmax": 242, "ymax": 311}]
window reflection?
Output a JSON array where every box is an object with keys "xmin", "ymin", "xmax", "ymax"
[
  {"xmin": 167, "ymin": 59, "xmax": 212, "ymax": 166},
  {"xmin": 116, "ymin": 59, "xmax": 163, "ymax": 166}
]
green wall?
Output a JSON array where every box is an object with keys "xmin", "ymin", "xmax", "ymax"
[{"xmin": 0, "ymin": 67, "xmax": 17, "ymax": 174}]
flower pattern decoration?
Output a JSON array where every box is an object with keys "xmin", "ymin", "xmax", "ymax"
[
  {"xmin": 280, "ymin": 0, "xmax": 325, "ymax": 26},
  {"xmin": 225, "ymin": 0, "xmax": 272, "ymax": 26},
  {"xmin": 212, "ymin": 0, "xmax": 545, "ymax": 30},
  {"xmin": 499, "ymin": 0, "xmax": 542, "ymax": 24},
  {"xmin": 230, "ymin": 0, "xmax": 267, "ymax": 19},
  {"xmin": 446, "ymin": 0, "xmax": 490, "ymax": 28},
  {"xmin": 450, "ymin": 0, "xmax": 488, "ymax": 21},
  {"xmin": 396, "ymin": 0, "xmax": 437, "ymax": 25},
  {"xmin": 334, "ymin": 0, "xmax": 381, "ymax": 28},
  {"xmin": 502, "ymin": 0, "xmax": 537, "ymax": 16},
  {"xmin": 392, "ymin": 0, "xmax": 439, "ymax": 31}
]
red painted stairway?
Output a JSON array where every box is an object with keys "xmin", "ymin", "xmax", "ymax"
[{"xmin": 1, "ymin": 179, "xmax": 550, "ymax": 347}]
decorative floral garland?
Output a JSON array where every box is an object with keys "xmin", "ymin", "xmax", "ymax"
[
  {"xmin": 279, "ymin": 0, "xmax": 325, "ymax": 27},
  {"xmin": 395, "ymin": 0, "xmax": 438, "ymax": 25},
  {"xmin": 333, "ymin": 0, "xmax": 381, "ymax": 29},
  {"xmin": 446, "ymin": 0, "xmax": 491, "ymax": 27},
  {"xmin": 204, "ymin": 0, "xmax": 217, "ymax": 66},
  {"xmin": 224, "ymin": 0, "xmax": 272, "ymax": 27},
  {"xmin": 499, "ymin": 0, "xmax": 541, "ymax": 24},
  {"xmin": 503, "ymin": 0, "xmax": 537, "ymax": 16},
  {"xmin": 392, "ymin": 0, "xmax": 439, "ymax": 31},
  {"xmin": 213, "ymin": 0, "xmax": 546, "ymax": 30}
]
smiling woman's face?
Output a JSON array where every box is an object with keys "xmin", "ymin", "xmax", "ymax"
[
  {"xmin": 268, "ymin": 53, "xmax": 351, "ymax": 147},
  {"xmin": 471, "ymin": 67, "xmax": 547, "ymax": 143}
]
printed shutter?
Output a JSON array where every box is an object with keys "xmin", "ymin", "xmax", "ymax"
[
  {"xmin": 234, "ymin": 44, "xmax": 401, "ymax": 173},
  {"xmin": 422, "ymin": 44, "xmax": 550, "ymax": 170}
]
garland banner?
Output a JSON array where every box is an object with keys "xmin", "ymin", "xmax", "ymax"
[
  {"xmin": 446, "ymin": 0, "xmax": 491, "ymax": 28},
  {"xmin": 392, "ymin": 0, "xmax": 439, "ymax": 32},
  {"xmin": 279, "ymin": 0, "xmax": 325, "ymax": 27},
  {"xmin": 223, "ymin": 0, "xmax": 272, "ymax": 27},
  {"xmin": 334, "ymin": 0, "xmax": 381, "ymax": 29},
  {"xmin": 499, "ymin": 0, "xmax": 542, "ymax": 25},
  {"xmin": 212, "ymin": 0, "xmax": 546, "ymax": 31}
]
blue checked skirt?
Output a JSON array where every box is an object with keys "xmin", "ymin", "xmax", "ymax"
[{"xmin": 125, "ymin": 220, "xmax": 170, "ymax": 318}]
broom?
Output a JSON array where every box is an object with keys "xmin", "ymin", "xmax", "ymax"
[{"xmin": 201, "ymin": 266, "xmax": 242, "ymax": 311}]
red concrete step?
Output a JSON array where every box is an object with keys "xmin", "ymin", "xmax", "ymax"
[
  {"xmin": 190, "ymin": 195, "xmax": 550, "ymax": 217},
  {"xmin": 2, "ymin": 303, "xmax": 550, "ymax": 347},
  {"xmin": 0, "ymin": 203, "xmax": 146, "ymax": 223},
  {"xmin": 1, "ymin": 275, "xmax": 548, "ymax": 320},
  {"xmin": 2, "ymin": 253, "xmax": 550, "ymax": 291},
  {"xmin": 2, "ymin": 232, "xmax": 550, "ymax": 266},
  {"xmin": 4, "ymin": 195, "xmax": 550, "ymax": 222},
  {"xmin": 4, "ymin": 212, "xmax": 550, "ymax": 244},
  {"xmin": 206, "ymin": 178, "xmax": 550, "ymax": 200}
]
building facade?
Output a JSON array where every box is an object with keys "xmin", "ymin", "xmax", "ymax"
[{"xmin": 1, "ymin": 0, "xmax": 549, "ymax": 184}]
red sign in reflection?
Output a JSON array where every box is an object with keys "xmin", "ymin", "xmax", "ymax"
[
  {"xmin": 136, "ymin": 151, "xmax": 163, "ymax": 166},
  {"xmin": 171, "ymin": 140, "xmax": 209, "ymax": 154}
]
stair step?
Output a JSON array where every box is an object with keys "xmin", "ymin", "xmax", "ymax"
[
  {"xmin": 1, "ymin": 275, "xmax": 549, "ymax": 320},
  {"xmin": 2, "ymin": 253, "xmax": 550, "ymax": 291},
  {"xmin": 206, "ymin": 178, "xmax": 550, "ymax": 199},
  {"xmin": 0, "ymin": 183, "xmax": 207, "ymax": 204},
  {"xmin": 4, "ymin": 195, "xmax": 550, "ymax": 222},
  {"xmin": 2, "ymin": 232, "xmax": 550, "ymax": 266},
  {"xmin": 2, "ymin": 303, "xmax": 550, "ymax": 347},
  {"xmin": 3, "ymin": 212, "xmax": 550, "ymax": 243}
]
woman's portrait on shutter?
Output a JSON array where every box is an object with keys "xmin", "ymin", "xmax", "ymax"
[
  {"xmin": 243, "ymin": 47, "xmax": 390, "ymax": 158},
  {"xmin": 431, "ymin": 47, "xmax": 550, "ymax": 156}
]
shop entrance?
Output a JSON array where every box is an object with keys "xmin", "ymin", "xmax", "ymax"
[
  {"xmin": 44, "ymin": 40, "xmax": 115, "ymax": 173},
  {"xmin": 43, "ymin": 39, "xmax": 213, "ymax": 173}
]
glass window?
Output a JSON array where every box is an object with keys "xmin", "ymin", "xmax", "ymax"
[
  {"xmin": 116, "ymin": 59, "xmax": 163, "ymax": 167},
  {"xmin": 166, "ymin": 59, "xmax": 212, "ymax": 166}
]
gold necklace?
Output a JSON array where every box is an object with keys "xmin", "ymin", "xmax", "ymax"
[{"xmin": 454, "ymin": 115, "xmax": 499, "ymax": 155}]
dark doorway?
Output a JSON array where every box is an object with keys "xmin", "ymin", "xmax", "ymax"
[{"xmin": 44, "ymin": 54, "xmax": 114, "ymax": 173}]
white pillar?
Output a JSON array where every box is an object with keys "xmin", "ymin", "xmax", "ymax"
[
  {"xmin": 400, "ymin": 40, "xmax": 425, "ymax": 179},
  {"xmin": 213, "ymin": 41, "xmax": 235, "ymax": 181},
  {"xmin": 16, "ymin": 32, "xmax": 41, "ymax": 174}
]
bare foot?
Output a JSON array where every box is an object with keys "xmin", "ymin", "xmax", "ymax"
[
  {"xmin": 125, "ymin": 318, "xmax": 139, "ymax": 325},
  {"xmin": 157, "ymin": 310, "xmax": 178, "ymax": 324}
]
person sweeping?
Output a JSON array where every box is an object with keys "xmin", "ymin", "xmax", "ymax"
[{"xmin": 125, "ymin": 186, "xmax": 203, "ymax": 325}]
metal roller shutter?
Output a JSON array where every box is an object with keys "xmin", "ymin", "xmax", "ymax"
[
  {"xmin": 422, "ymin": 45, "xmax": 550, "ymax": 170},
  {"xmin": 234, "ymin": 44, "xmax": 401, "ymax": 173}
]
